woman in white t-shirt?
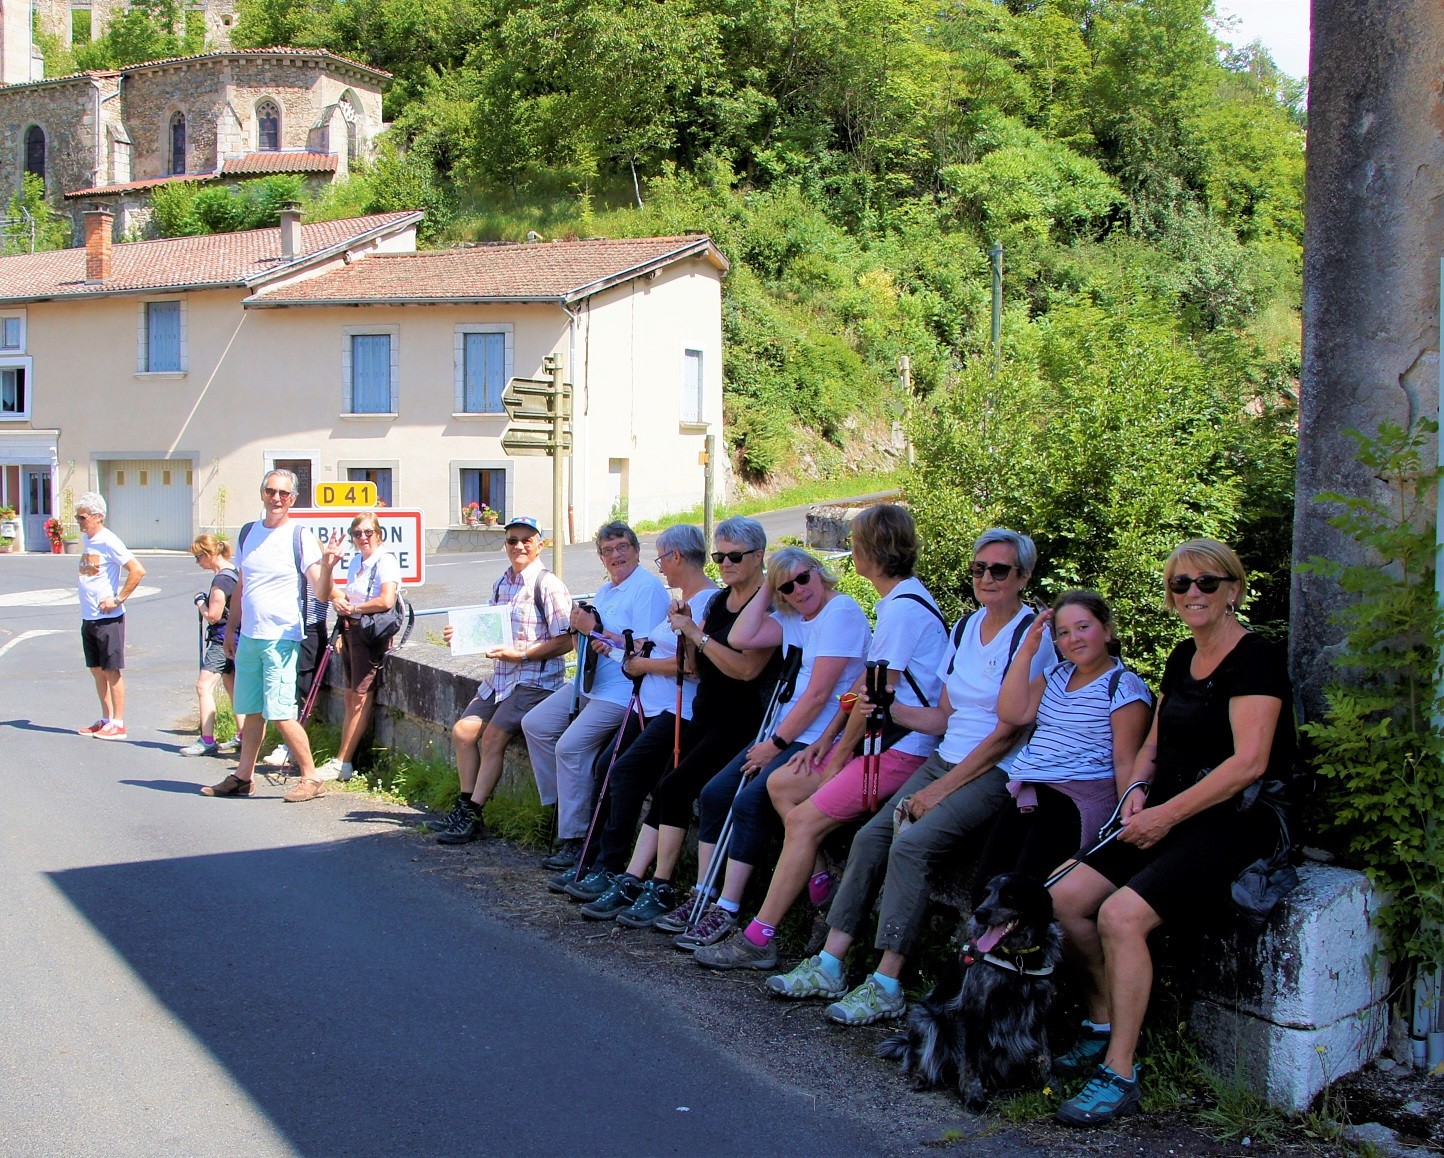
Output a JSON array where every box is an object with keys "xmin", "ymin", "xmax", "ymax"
[
  {"xmin": 320, "ymin": 512, "xmax": 400, "ymax": 781},
  {"xmin": 694, "ymin": 503, "xmax": 948, "ymax": 971},
  {"xmin": 675, "ymin": 546, "xmax": 872, "ymax": 952},
  {"xmin": 977, "ymin": 590, "xmax": 1153, "ymax": 900}
]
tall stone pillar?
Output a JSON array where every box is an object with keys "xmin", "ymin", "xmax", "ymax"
[{"xmin": 1291, "ymin": 0, "xmax": 1444, "ymax": 715}]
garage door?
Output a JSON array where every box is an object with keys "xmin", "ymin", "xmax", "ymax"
[{"xmin": 100, "ymin": 459, "xmax": 194, "ymax": 549}]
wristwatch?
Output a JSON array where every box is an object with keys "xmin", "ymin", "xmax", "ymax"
[
  {"xmin": 770, "ymin": 733, "xmax": 788, "ymax": 751},
  {"xmin": 698, "ymin": 633, "xmax": 711, "ymax": 651}
]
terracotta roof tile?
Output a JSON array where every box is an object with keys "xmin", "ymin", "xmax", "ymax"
[
  {"xmin": 220, "ymin": 152, "xmax": 338, "ymax": 176},
  {"xmin": 0, "ymin": 211, "xmax": 421, "ymax": 301},
  {"xmin": 248, "ymin": 236, "xmax": 727, "ymax": 305},
  {"xmin": 65, "ymin": 172, "xmax": 215, "ymax": 199},
  {"xmin": 112, "ymin": 47, "xmax": 390, "ymax": 81}
]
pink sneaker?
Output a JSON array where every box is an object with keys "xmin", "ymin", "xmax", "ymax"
[
  {"xmin": 77, "ymin": 720, "xmax": 107, "ymax": 735},
  {"xmin": 94, "ymin": 722, "xmax": 128, "ymax": 740}
]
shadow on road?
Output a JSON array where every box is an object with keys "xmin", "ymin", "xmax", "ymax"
[
  {"xmin": 0, "ymin": 717, "xmax": 84, "ymax": 737},
  {"xmin": 118, "ymin": 778, "xmax": 211, "ymax": 794},
  {"xmin": 47, "ymin": 834, "xmax": 868, "ymax": 1156}
]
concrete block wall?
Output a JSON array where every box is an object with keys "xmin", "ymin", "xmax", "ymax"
[{"xmin": 337, "ymin": 645, "xmax": 1388, "ymax": 1113}]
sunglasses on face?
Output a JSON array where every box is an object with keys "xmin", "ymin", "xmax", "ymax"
[
  {"xmin": 778, "ymin": 568, "xmax": 814, "ymax": 596},
  {"xmin": 1168, "ymin": 573, "xmax": 1230, "ymax": 595},
  {"xmin": 263, "ymin": 487, "xmax": 293, "ymax": 498},
  {"xmin": 351, "ymin": 529, "xmax": 376, "ymax": 540},
  {"xmin": 969, "ymin": 562, "xmax": 1018, "ymax": 581},
  {"xmin": 506, "ymin": 536, "xmax": 536, "ymax": 547},
  {"xmin": 711, "ymin": 549, "xmax": 759, "ymax": 565}
]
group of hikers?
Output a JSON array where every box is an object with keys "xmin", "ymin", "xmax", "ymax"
[
  {"xmin": 115, "ymin": 472, "xmax": 1294, "ymax": 1126},
  {"xmin": 420, "ymin": 504, "xmax": 1298, "ymax": 1127}
]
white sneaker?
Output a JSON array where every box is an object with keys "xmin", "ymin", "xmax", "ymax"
[
  {"xmin": 314, "ymin": 757, "xmax": 344, "ymax": 782},
  {"xmin": 263, "ymin": 745, "xmax": 290, "ymax": 767}
]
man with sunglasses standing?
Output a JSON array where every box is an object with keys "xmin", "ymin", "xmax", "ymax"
[
  {"xmin": 201, "ymin": 469, "xmax": 335, "ymax": 802},
  {"xmin": 73, "ymin": 492, "xmax": 146, "ymax": 741},
  {"xmin": 426, "ymin": 516, "xmax": 574, "ymax": 844},
  {"xmin": 521, "ymin": 520, "xmax": 673, "ymax": 872}
]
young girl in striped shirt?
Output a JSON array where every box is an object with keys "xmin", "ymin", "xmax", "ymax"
[{"xmin": 973, "ymin": 590, "xmax": 1153, "ymax": 901}]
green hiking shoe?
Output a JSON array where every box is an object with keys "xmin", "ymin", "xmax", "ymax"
[
  {"xmin": 825, "ymin": 976, "xmax": 906, "ymax": 1026},
  {"xmin": 580, "ymin": 874, "xmax": 642, "ymax": 920},
  {"xmin": 615, "ymin": 879, "xmax": 677, "ymax": 928},
  {"xmin": 766, "ymin": 954, "xmax": 849, "ymax": 1000}
]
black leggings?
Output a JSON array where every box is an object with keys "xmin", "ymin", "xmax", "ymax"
[
  {"xmin": 593, "ymin": 711, "xmax": 685, "ymax": 872},
  {"xmin": 970, "ymin": 784, "xmax": 1085, "ymax": 907},
  {"xmin": 643, "ymin": 718, "xmax": 754, "ymax": 831}
]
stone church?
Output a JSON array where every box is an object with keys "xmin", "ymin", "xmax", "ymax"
[{"xmin": 0, "ymin": 0, "xmax": 385, "ymax": 238}]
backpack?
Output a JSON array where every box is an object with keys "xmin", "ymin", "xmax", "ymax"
[
  {"xmin": 892, "ymin": 591, "xmax": 948, "ymax": 706},
  {"xmin": 945, "ymin": 606, "xmax": 1037, "ymax": 679},
  {"xmin": 492, "ymin": 567, "xmax": 558, "ymax": 641}
]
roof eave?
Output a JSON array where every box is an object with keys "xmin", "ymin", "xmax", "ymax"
[
  {"xmin": 0, "ymin": 280, "xmax": 249, "ymax": 305},
  {"xmin": 244, "ymin": 293, "xmax": 568, "ymax": 308},
  {"xmin": 241, "ymin": 210, "xmax": 425, "ymax": 288},
  {"xmin": 559, "ymin": 238, "xmax": 728, "ymax": 304}
]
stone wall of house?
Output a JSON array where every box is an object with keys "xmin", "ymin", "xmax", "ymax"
[
  {"xmin": 0, "ymin": 74, "xmax": 101, "ymax": 203},
  {"xmin": 31, "ymin": 0, "xmax": 236, "ymax": 51}
]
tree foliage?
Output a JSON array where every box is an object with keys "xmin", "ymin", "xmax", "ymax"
[{"xmin": 3, "ymin": 174, "xmax": 70, "ymax": 254}]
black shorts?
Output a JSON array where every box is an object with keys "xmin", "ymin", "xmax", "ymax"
[
  {"xmin": 81, "ymin": 616, "xmax": 126, "ymax": 671},
  {"xmin": 1083, "ymin": 800, "xmax": 1279, "ymax": 925},
  {"xmin": 200, "ymin": 639, "xmax": 234, "ymax": 675}
]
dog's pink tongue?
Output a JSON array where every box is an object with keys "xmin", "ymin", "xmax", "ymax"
[{"xmin": 975, "ymin": 923, "xmax": 1013, "ymax": 954}]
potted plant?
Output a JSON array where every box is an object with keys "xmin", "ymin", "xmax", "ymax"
[
  {"xmin": 62, "ymin": 523, "xmax": 81, "ymax": 553},
  {"xmin": 480, "ymin": 505, "xmax": 499, "ymax": 526},
  {"xmin": 0, "ymin": 535, "xmax": 13, "ymax": 554},
  {"xmin": 44, "ymin": 516, "xmax": 63, "ymax": 554},
  {"xmin": 462, "ymin": 501, "xmax": 481, "ymax": 526}
]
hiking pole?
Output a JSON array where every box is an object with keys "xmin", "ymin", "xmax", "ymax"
[
  {"xmin": 1043, "ymin": 781, "xmax": 1152, "ymax": 889},
  {"xmin": 195, "ymin": 594, "xmax": 207, "ymax": 668},
  {"xmin": 688, "ymin": 646, "xmax": 804, "ymax": 928},
  {"xmin": 553, "ymin": 624, "xmax": 589, "ymax": 853},
  {"xmin": 862, "ymin": 659, "xmax": 892, "ymax": 813},
  {"xmin": 673, "ymin": 621, "xmax": 686, "ymax": 771},
  {"xmin": 572, "ymin": 632, "xmax": 651, "ymax": 883},
  {"xmin": 272, "ymin": 620, "xmax": 342, "ymax": 780}
]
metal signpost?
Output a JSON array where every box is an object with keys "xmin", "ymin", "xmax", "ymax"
[{"xmin": 501, "ymin": 354, "xmax": 571, "ymax": 581}]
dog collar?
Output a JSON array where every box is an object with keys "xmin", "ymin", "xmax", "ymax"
[{"xmin": 982, "ymin": 951, "xmax": 1054, "ymax": 977}]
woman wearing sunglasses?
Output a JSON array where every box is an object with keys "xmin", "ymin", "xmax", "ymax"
[
  {"xmin": 317, "ymin": 512, "xmax": 400, "ymax": 782},
  {"xmin": 1050, "ymin": 538, "xmax": 1296, "ymax": 1126},
  {"xmin": 768, "ymin": 528, "xmax": 1052, "ymax": 1026},
  {"xmin": 670, "ymin": 546, "xmax": 872, "ymax": 951}
]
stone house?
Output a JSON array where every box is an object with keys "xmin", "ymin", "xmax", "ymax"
[
  {"xmin": 0, "ymin": 48, "xmax": 385, "ymax": 236},
  {"xmin": 0, "ymin": 206, "xmax": 728, "ymax": 551}
]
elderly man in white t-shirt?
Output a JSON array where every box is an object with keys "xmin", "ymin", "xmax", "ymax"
[
  {"xmin": 73, "ymin": 491, "xmax": 146, "ymax": 741},
  {"xmin": 201, "ymin": 469, "xmax": 336, "ymax": 802}
]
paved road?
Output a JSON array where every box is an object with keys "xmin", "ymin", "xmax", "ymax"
[{"xmin": 0, "ymin": 548, "xmax": 886, "ymax": 1157}]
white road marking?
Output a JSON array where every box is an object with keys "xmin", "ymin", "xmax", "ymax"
[
  {"xmin": 0, "ymin": 629, "xmax": 63, "ymax": 659},
  {"xmin": 0, "ymin": 585, "xmax": 161, "ymax": 608}
]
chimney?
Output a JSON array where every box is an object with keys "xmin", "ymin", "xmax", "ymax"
[
  {"xmin": 84, "ymin": 207, "xmax": 114, "ymax": 282},
  {"xmin": 278, "ymin": 201, "xmax": 302, "ymax": 259}
]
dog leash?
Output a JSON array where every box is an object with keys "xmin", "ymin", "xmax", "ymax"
[{"xmin": 1043, "ymin": 780, "xmax": 1152, "ymax": 890}]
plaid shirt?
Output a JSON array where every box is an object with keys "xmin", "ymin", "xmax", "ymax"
[{"xmin": 487, "ymin": 559, "xmax": 572, "ymax": 701}]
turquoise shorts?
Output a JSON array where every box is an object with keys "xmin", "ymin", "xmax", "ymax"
[{"xmin": 234, "ymin": 636, "xmax": 300, "ymax": 720}]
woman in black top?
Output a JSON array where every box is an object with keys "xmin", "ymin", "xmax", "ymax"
[
  {"xmin": 1052, "ymin": 538, "xmax": 1296, "ymax": 1126},
  {"xmin": 605, "ymin": 516, "xmax": 780, "ymax": 929}
]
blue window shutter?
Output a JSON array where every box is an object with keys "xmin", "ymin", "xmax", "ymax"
[
  {"xmin": 147, "ymin": 302, "xmax": 181, "ymax": 371},
  {"xmin": 351, "ymin": 334, "xmax": 391, "ymax": 412},
  {"xmin": 464, "ymin": 332, "xmax": 505, "ymax": 412}
]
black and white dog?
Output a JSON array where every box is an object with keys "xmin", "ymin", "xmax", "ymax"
[{"xmin": 877, "ymin": 873, "xmax": 1061, "ymax": 1111}]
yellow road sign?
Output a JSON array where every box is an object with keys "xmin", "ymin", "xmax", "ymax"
[{"xmin": 314, "ymin": 482, "xmax": 378, "ymax": 508}]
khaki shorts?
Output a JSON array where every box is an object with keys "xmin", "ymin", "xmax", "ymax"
[{"xmin": 459, "ymin": 683, "xmax": 552, "ymax": 735}]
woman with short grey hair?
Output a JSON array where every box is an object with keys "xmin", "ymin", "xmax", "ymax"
[{"xmin": 655, "ymin": 523, "xmax": 707, "ymax": 568}]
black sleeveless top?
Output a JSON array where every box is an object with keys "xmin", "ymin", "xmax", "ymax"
[{"xmin": 690, "ymin": 586, "xmax": 781, "ymax": 733}]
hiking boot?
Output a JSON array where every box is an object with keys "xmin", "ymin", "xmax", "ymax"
[
  {"xmin": 547, "ymin": 868, "xmax": 582, "ymax": 894},
  {"xmin": 615, "ymin": 880, "xmax": 678, "ymax": 928},
  {"xmin": 580, "ymin": 874, "xmax": 642, "ymax": 920},
  {"xmin": 201, "ymin": 773, "xmax": 254, "ymax": 798},
  {"xmin": 282, "ymin": 777, "xmax": 326, "ymax": 803},
  {"xmin": 541, "ymin": 839, "xmax": 584, "ymax": 871},
  {"xmin": 766, "ymin": 955, "xmax": 849, "ymax": 1000},
  {"xmin": 1056, "ymin": 1026, "xmax": 1111, "ymax": 1075},
  {"xmin": 652, "ymin": 888, "xmax": 713, "ymax": 934},
  {"xmin": 1056, "ymin": 1064, "xmax": 1143, "ymax": 1126},
  {"xmin": 825, "ymin": 977, "xmax": 906, "ymax": 1026},
  {"xmin": 179, "ymin": 740, "xmax": 220, "ymax": 757},
  {"xmin": 695, "ymin": 931, "xmax": 778, "ymax": 971},
  {"xmin": 673, "ymin": 905, "xmax": 736, "ymax": 952},
  {"xmin": 94, "ymin": 722, "xmax": 128, "ymax": 740},
  {"xmin": 436, "ymin": 811, "xmax": 484, "ymax": 845},
  {"xmin": 217, "ymin": 738, "xmax": 240, "ymax": 754},
  {"xmin": 314, "ymin": 757, "xmax": 345, "ymax": 782},
  {"xmin": 423, "ymin": 799, "xmax": 471, "ymax": 833},
  {"xmin": 563, "ymin": 868, "xmax": 615, "ymax": 902},
  {"xmin": 77, "ymin": 720, "xmax": 107, "ymax": 735}
]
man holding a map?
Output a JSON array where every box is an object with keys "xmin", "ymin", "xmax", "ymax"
[{"xmin": 433, "ymin": 516, "xmax": 573, "ymax": 844}]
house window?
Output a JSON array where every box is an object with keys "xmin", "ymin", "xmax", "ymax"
[
  {"xmin": 169, "ymin": 113, "xmax": 186, "ymax": 175},
  {"xmin": 348, "ymin": 466, "xmax": 394, "ymax": 505},
  {"xmin": 0, "ymin": 364, "xmax": 27, "ymax": 419},
  {"xmin": 0, "ymin": 314, "xmax": 23, "ymax": 351},
  {"xmin": 682, "ymin": 349, "xmax": 704, "ymax": 424},
  {"xmin": 348, "ymin": 333, "xmax": 393, "ymax": 414},
  {"xmin": 257, "ymin": 100, "xmax": 280, "ymax": 151},
  {"xmin": 23, "ymin": 126, "xmax": 44, "ymax": 183},
  {"xmin": 460, "ymin": 331, "xmax": 506, "ymax": 413},
  {"xmin": 460, "ymin": 467, "xmax": 507, "ymax": 521},
  {"xmin": 142, "ymin": 300, "xmax": 184, "ymax": 372}
]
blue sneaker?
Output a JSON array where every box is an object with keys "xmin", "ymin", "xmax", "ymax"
[
  {"xmin": 1055, "ymin": 1026, "xmax": 1110, "ymax": 1074},
  {"xmin": 1056, "ymin": 1064, "xmax": 1142, "ymax": 1126}
]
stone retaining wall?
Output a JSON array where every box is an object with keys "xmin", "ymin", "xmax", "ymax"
[{"xmin": 334, "ymin": 642, "xmax": 1386, "ymax": 1112}]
